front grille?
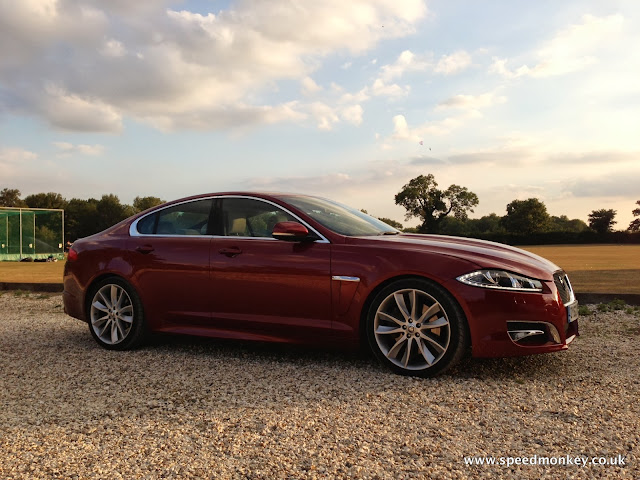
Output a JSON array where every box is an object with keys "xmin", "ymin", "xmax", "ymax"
[{"xmin": 554, "ymin": 271, "xmax": 574, "ymax": 305}]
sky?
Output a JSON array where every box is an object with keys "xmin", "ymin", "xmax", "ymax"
[{"xmin": 1, "ymin": 0, "xmax": 639, "ymax": 229}]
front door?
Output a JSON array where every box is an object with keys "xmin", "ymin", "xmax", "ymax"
[{"xmin": 209, "ymin": 197, "xmax": 332, "ymax": 343}]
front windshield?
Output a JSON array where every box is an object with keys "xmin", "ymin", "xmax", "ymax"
[{"xmin": 280, "ymin": 195, "xmax": 399, "ymax": 237}]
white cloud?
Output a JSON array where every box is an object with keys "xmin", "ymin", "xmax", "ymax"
[
  {"xmin": 144, "ymin": 102, "xmax": 306, "ymax": 132},
  {"xmin": 0, "ymin": 0, "xmax": 427, "ymax": 132},
  {"xmin": 340, "ymin": 104, "xmax": 364, "ymax": 126},
  {"xmin": 100, "ymin": 38, "xmax": 127, "ymax": 57},
  {"xmin": 379, "ymin": 50, "xmax": 431, "ymax": 82},
  {"xmin": 491, "ymin": 14, "xmax": 624, "ymax": 78},
  {"xmin": 40, "ymin": 85, "xmax": 123, "ymax": 132},
  {"xmin": 0, "ymin": 147, "xmax": 38, "ymax": 163},
  {"xmin": 306, "ymin": 102, "xmax": 362, "ymax": 130},
  {"xmin": 377, "ymin": 49, "xmax": 471, "ymax": 82},
  {"xmin": 370, "ymin": 79, "xmax": 409, "ymax": 98},
  {"xmin": 392, "ymin": 114, "xmax": 464, "ymax": 142},
  {"xmin": 301, "ymin": 77, "xmax": 322, "ymax": 96},
  {"xmin": 436, "ymin": 91, "xmax": 506, "ymax": 111},
  {"xmin": 249, "ymin": 172, "xmax": 353, "ymax": 193},
  {"xmin": 309, "ymin": 102, "xmax": 340, "ymax": 131},
  {"xmin": 0, "ymin": 147, "xmax": 38, "ymax": 178},
  {"xmin": 434, "ymin": 50, "xmax": 472, "ymax": 75},
  {"xmin": 53, "ymin": 142, "xmax": 105, "ymax": 156},
  {"xmin": 339, "ymin": 88, "xmax": 371, "ymax": 104}
]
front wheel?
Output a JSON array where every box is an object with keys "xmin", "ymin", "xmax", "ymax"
[
  {"xmin": 87, "ymin": 277, "xmax": 146, "ymax": 350},
  {"xmin": 366, "ymin": 279, "xmax": 469, "ymax": 377}
]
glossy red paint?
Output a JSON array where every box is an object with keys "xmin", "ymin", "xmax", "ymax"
[
  {"xmin": 271, "ymin": 221, "xmax": 311, "ymax": 241},
  {"xmin": 63, "ymin": 192, "xmax": 578, "ymax": 363}
]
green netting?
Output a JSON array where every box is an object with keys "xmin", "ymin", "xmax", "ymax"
[{"xmin": 0, "ymin": 208, "xmax": 64, "ymax": 261}]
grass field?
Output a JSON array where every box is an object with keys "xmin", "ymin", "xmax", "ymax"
[
  {"xmin": 0, "ymin": 244, "xmax": 638, "ymax": 293},
  {"xmin": 523, "ymin": 244, "xmax": 640, "ymax": 294},
  {"xmin": 0, "ymin": 261, "xmax": 65, "ymax": 284}
]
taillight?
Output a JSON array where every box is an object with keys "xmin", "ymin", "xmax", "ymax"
[{"xmin": 67, "ymin": 247, "xmax": 78, "ymax": 262}]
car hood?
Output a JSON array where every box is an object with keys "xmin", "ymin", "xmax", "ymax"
[{"xmin": 349, "ymin": 234, "xmax": 561, "ymax": 281}]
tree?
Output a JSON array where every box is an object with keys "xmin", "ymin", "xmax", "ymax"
[
  {"xmin": 628, "ymin": 201, "xmax": 640, "ymax": 233},
  {"xmin": 133, "ymin": 196, "xmax": 164, "ymax": 212},
  {"xmin": 96, "ymin": 194, "xmax": 135, "ymax": 232},
  {"xmin": 378, "ymin": 217, "xmax": 403, "ymax": 230},
  {"xmin": 501, "ymin": 198, "xmax": 550, "ymax": 236},
  {"xmin": 24, "ymin": 192, "xmax": 67, "ymax": 210},
  {"xmin": 65, "ymin": 195, "xmax": 135, "ymax": 241},
  {"xmin": 588, "ymin": 209, "xmax": 617, "ymax": 234},
  {"xmin": 361, "ymin": 209, "xmax": 403, "ymax": 230},
  {"xmin": 395, "ymin": 174, "xmax": 479, "ymax": 233},
  {"xmin": 439, "ymin": 216, "xmax": 470, "ymax": 236},
  {"xmin": 549, "ymin": 215, "xmax": 589, "ymax": 233},
  {"xmin": 472, "ymin": 213, "xmax": 506, "ymax": 235},
  {"xmin": 0, "ymin": 188, "xmax": 26, "ymax": 207},
  {"xmin": 65, "ymin": 198, "xmax": 99, "ymax": 241}
]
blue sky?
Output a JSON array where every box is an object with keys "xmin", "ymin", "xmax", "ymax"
[{"xmin": 1, "ymin": 0, "xmax": 638, "ymax": 228}]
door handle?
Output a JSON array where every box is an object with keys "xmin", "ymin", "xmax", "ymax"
[
  {"xmin": 135, "ymin": 245, "xmax": 155, "ymax": 254},
  {"xmin": 218, "ymin": 247, "xmax": 242, "ymax": 257}
]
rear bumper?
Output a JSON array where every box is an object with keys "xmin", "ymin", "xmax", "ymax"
[{"xmin": 63, "ymin": 274, "xmax": 87, "ymax": 322}]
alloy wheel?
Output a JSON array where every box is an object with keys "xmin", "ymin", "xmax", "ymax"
[
  {"xmin": 90, "ymin": 284, "xmax": 135, "ymax": 345},
  {"xmin": 373, "ymin": 288, "xmax": 451, "ymax": 371}
]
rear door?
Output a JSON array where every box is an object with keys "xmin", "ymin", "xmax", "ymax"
[{"xmin": 128, "ymin": 198, "xmax": 213, "ymax": 329}]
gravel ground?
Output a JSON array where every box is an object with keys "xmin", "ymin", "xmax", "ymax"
[{"xmin": 0, "ymin": 292, "xmax": 638, "ymax": 479}]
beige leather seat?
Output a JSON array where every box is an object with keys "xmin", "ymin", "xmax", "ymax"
[{"xmin": 228, "ymin": 218, "xmax": 247, "ymax": 236}]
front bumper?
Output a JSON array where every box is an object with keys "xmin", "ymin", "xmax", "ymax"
[{"xmin": 449, "ymin": 273, "xmax": 579, "ymax": 358}]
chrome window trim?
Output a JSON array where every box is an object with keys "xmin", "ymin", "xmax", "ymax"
[{"xmin": 129, "ymin": 195, "xmax": 330, "ymax": 244}]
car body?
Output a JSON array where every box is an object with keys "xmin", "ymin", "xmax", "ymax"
[{"xmin": 63, "ymin": 192, "xmax": 579, "ymax": 376}]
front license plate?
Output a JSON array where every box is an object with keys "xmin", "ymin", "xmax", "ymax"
[{"xmin": 567, "ymin": 300, "xmax": 579, "ymax": 323}]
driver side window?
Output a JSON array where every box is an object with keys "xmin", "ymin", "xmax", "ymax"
[{"xmin": 221, "ymin": 198, "xmax": 295, "ymax": 237}]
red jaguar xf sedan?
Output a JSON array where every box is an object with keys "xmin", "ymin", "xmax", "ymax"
[{"xmin": 63, "ymin": 193, "xmax": 579, "ymax": 377}]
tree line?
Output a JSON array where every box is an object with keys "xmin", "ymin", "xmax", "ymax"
[
  {"xmin": 0, "ymin": 188, "xmax": 163, "ymax": 242},
  {"xmin": 387, "ymin": 175, "xmax": 639, "ymax": 244},
  {"xmin": 2, "ymin": 178, "xmax": 639, "ymax": 244}
]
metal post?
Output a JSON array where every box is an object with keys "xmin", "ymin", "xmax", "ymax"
[
  {"xmin": 33, "ymin": 211, "xmax": 36, "ymax": 255},
  {"xmin": 62, "ymin": 210, "xmax": 65, "ymax": 255},
  {"xmin": 19, "ymin": 209, "xmax": 22, "ymax": 260}
]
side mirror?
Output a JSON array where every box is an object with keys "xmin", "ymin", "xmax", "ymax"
[{"xmin": 272, "ymin": 221, "xmax": 315, "ymax": 242}]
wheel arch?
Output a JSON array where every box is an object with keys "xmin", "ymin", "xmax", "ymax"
[{"xmin": 358, "ymin": 274, "xmax": 471, "ymax": 351}]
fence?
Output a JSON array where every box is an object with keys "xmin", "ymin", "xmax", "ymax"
[{"xmin": 0, "ymin": 207, "xmax": 65, "ymax": 261}]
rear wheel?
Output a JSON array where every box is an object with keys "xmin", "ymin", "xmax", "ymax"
[
  {"xmin": 366, "ymin": 279, "xmax": 469, "ymax": 377},
  {"xmin": 87, "ymin": 277, "xmax": 146, "ymax": 350}
]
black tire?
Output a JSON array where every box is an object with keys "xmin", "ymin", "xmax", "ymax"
[
  {"xmin": 366, "ymin": 278, "xmax": 469, "ymax": 377},
  {"xmin": 86, "ymin": 277, "xmax": 147, "ymax": 350}
]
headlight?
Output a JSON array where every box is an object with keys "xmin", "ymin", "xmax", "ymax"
[{"xmin": 457, "ymin": 270, "xmax": 543, "ymax": 292}]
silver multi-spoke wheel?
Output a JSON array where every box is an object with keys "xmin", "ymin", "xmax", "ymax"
[
  {"xmin": 374, "ymin": 288, "xmax": 450, "ymax": 371},
  {"xmin": 90, "ymin": 284, "xmax": 135, "ymax": 345}
]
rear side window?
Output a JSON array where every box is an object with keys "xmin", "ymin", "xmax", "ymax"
[
  {"xmin": 136, "ymin": 214, "xmax": 157, "ymax": 234},
  {"xmin": 136, "ymin": 199, "xmax": 213, "ymax": 235}
]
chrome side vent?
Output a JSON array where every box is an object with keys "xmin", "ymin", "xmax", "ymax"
[
  {"xmin": 509, "ymin": 329, "xmax": 545, "ymax": 342},
  {"xmin": 507, "ymin": 321, "xmax": 562, "ymax": 346}
]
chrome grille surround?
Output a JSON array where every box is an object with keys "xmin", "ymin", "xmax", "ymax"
[{"xmin": 553, "ymin": 271, "xmax": 575, "ymax": 305}]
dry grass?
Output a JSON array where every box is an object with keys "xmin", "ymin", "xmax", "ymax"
[
  {"xmin": 523, "ymin": 244, "xmax": 640, "ymax": 294},
  {"xmin": 0, "ymin": 261, "xmax": 65, "ymax": 284},
  {"xmin": 1, "ymin": 245, "xmax": 638, "ymax": 293}
]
